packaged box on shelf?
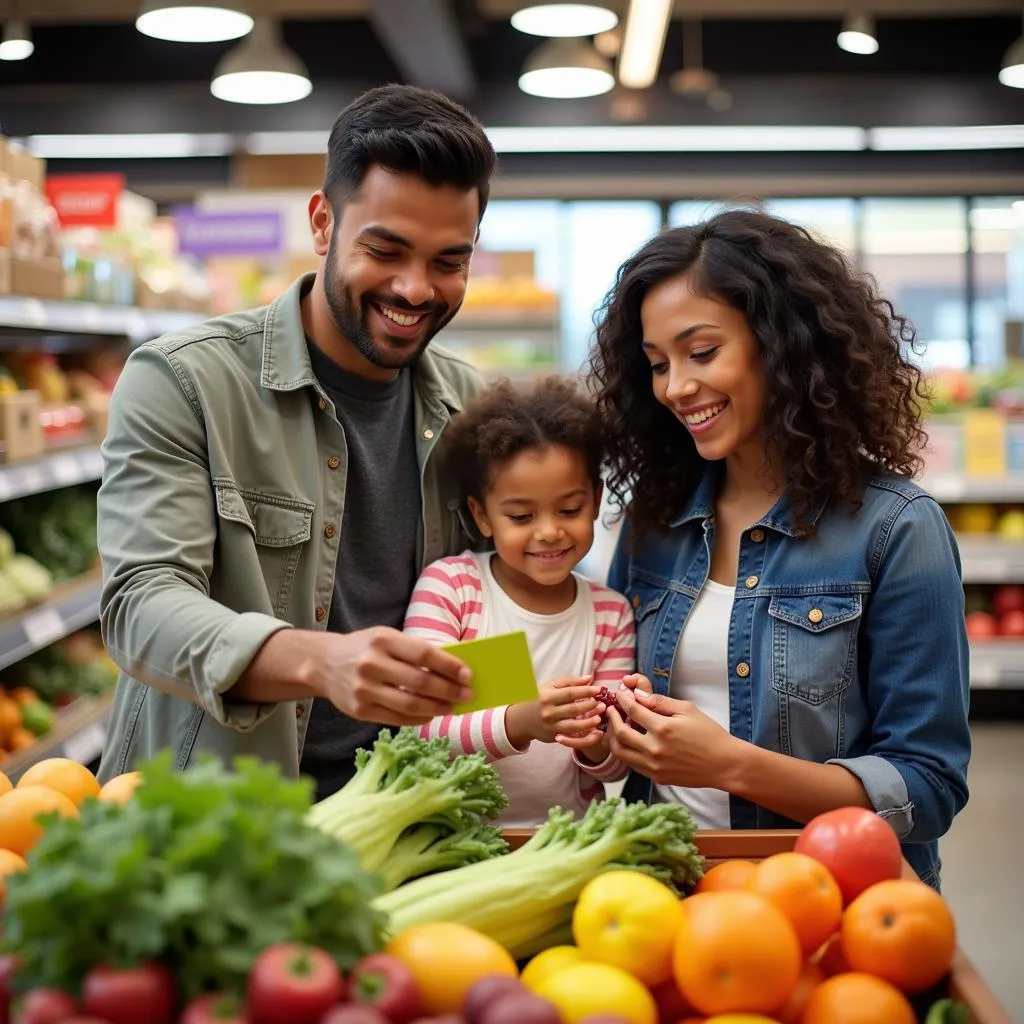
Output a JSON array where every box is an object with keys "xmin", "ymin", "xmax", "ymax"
[
  {"xmin": 81, "ymin": 390, "xmax": 110, "ymax": 440},
  {"xmin": 924, "ymin": 417, "xmax": 964, "ymax": 475},
  {"xmin": 0, "ymin": 390, "xmax": 44, "ymax": 463},
  {"xmin": 0, "ymin": 251, "xmax": 65, "ymax": 299}
]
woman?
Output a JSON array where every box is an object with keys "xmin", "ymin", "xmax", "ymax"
[{"xmin": 591, "ymin": 209, "xmax": 970, "ymax": 888}]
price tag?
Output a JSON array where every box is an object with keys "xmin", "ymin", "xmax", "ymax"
[
  {"xmin": 21, "ymin": 607, "xmax": 66, "ymax": 649},
  {"xmin": 969, "ymin": 656, "xmax": 1000, "ymax": 689},
  {"xmin": 962, "ymin": 410, "xmax": 1007, "ymax": 479},
  {"xmin": 50, "ymin": 456, "xmax": 80, "ymax": 486},
  {"xmin": 62, "ymin": 721, "xmax": 107, "ymax": 765}
]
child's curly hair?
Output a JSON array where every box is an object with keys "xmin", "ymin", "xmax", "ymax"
[{"xmin": 442, "ymin": 376, "xmax": 605, "ymax": 502}]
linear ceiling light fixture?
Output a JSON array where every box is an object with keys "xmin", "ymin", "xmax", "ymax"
[
  {"xmin": 0, "ymin": 20, "xmax": 33, "ymax": 61},
  {"xmin": 999, "ymin": 15, "xmax": 1024, "ymax": 88},
  {"xmin": 136, "ymin": 0, "xmax": 253, "ymax": 43},
  {"xmin": 618, "ymin": 0, "xmax": 672, "ymax": 89},
  {"xmin": 24, "ymin": 133, "xmax": 235, "ymax": 159},
  {"xmin": 518, "ymin": 37, "xmax": 614, "ymax": 98},
  {"xmin": 837, "ymin": 12, "xmax": 879, "ymax": 55},
  {"xmin": 510, "ymin": 4, "xmax": 618, "ymax": 38},
  {"xmin": 210, "ymin": 18, "xmax": 312, "ymax": 105}
]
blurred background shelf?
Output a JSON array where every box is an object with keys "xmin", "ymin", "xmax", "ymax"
[
  {"xmin": 969, "ymin": 642, "xmax": 1024, "ymax": 689},
  {"xmin": 958, "ymin": 537, "xmax": 1024, "ymax": 583},
  {"xmin": 0, "ymin": 445, "xmax": 103, "ymax": 503},
  {"xmin": 923, "ymin": 475, "xmax": 1024, "ymax": 504}
]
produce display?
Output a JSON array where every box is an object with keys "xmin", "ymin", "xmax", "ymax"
[
  {"xmin": 964, "ymin": 583, "xmax": 1024, "ymax": 640},
  {"xmin": 0, "ymin": 531, "xmax": 51, "ymax": 618},
  {"xmin": 0, "ymin": 486, "xmax": 97, "ymax": 582},
  {"xmin": 927, "ymin": 365, "xmax": 1024, "ymax": 414},
  {"xmin": 0, "ymin": 728, "xmax": 982, "ymax": 1024}
]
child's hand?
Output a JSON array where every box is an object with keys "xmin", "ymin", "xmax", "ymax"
[{"xmin": 536, "ymin": 676, "xmax": 602, "ymax": 744}]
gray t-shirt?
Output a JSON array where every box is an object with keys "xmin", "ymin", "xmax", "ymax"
[{"xmin": 299, "ymin": 341, "xmax": 422, "ymax": 800}]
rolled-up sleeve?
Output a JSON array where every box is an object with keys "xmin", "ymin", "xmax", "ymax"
[
  {"xmin": 828, "ymin": 495, "xmax": 970, "ymax": 842},
  {"xmin": 98, "ymin": 345, "xmax": 290, "ymax": 730}
]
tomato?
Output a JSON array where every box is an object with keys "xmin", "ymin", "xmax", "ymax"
[
  {"xmin": 12, "ymin": 989, "xmax": 79, "ymax": 1024},
  {"xmin": 794, "ymin": 807, "xmax": 902, "ymax": 905},
  {"xmin": 350, "ymin": 953, "xmax": 420, "ymax": 1023},
  {"xmin": 247, "ymin": 944, "xmax": 345, "ymax": 1024},
  {"xmin": 179, "ymin": 993, "xmax": 249, "ymax": 1024},
  {"xmin": 965, "ymin": 611, "xmax": 999, "ymax": 639},
  {"xmin": 82, "ymin": 962, "xmax": 176, "ymax": 1024},
  {"xmin": 999, "ymin": 609, "xmax": 1024, "ymax": 637},
  {"xmin": 991, "ymin": 584, "xmax": 1024, "ymax": 618}
]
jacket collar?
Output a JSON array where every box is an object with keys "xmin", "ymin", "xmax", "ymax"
[
  {"xmin": 669, "ymin": 462, "xmax": 826, "ymax": 537},
  {"xmin": 259, "ymin": 273, "xmax": 465, "ymax": 414}
]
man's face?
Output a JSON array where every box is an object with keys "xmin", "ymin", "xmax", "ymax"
[{"xmin": 321, "ymin": 166, "xmax": 480, "ymax": 373}]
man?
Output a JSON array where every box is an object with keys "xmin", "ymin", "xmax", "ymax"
[{"xmin": 97, "ymin": 84, "xmax": 496, "ymax": 798}]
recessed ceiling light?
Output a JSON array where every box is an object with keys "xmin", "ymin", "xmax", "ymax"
[{"xmin": 511, "ymin": 4, "xmax": 618, "ymax": 39}]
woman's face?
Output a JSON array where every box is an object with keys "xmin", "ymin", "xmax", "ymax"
[{"xmin": 640, "ymin": 273, "xmax": 768, "ymax": 471}]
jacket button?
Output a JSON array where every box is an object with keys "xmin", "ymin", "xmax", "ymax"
[
  {"xmin": 315, "ymin": 607, "xmax": 326, "ymax": 622},
  {"xmin": 324, "ymin": 524, "xmax": 336, "ymax": 539},
  {"xmin": 422, "ymin": 428, "xmax": 435, "ymax": 440},
  {"xmin": 736, "ymin": 662, "xmax": 750, "ymax": 678},
  {"xmin": 745, "ymin": 575, "xmax": 759, "ymax": 589},
  {"xmin": 808, "ymin": 607, "xmax": 824, "ymax": 624},
  {"xmin": 750, "ymin": 529, "xmax": 766, "ymax": 542},
  {"xmin": 296, "ymin": 705, "xmax": 305, "ymax": 719},
  {"xmin": 327, "ymin": 456, "xmax": 340, "ymax": 470},
  {"xmin": 631, "ymin": 594, "xmax": 641, "ymax": 609}
]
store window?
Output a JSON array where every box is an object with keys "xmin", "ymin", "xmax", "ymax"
[
  {"xmin": 763, "ymin": 198, "xmax": 858, "ymax": 255},
  {"xmin": 861, "ymin": 198, "xmax": 969, "ymax": 369},
  {"xmin": 970, "ymin": 197, "xmax": 1024, "ymax": 368}
]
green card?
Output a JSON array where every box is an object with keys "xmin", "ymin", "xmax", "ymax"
[{"xmin": 442, "ymin": 631, "xmax": 539, "ymax": 714}]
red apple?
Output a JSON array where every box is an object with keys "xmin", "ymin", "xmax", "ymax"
[
  {"xmin": 999, "ymin": 609, "xmax": 1024, "ymax": 637},
  {"xmin": 992, "ymin": 585, "xmax": 1024, "ymax": 618},
  {"xmin": 966, "ymin": 611, "xmax": 999, "ymax": 639}
]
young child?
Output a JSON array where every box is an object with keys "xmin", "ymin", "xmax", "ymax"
[{"xmin": 403, "ymin": 376, "xmax": 636, "ymax": 827}]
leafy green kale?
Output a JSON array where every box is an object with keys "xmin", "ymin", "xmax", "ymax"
[{"xmin": 1, "ymin": 753, "xmax": 386, "ymax": 999}]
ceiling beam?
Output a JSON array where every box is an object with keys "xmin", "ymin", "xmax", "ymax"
[{"xmin": 365, "ymin": 0, "xmax": 477, "ymax": 98}]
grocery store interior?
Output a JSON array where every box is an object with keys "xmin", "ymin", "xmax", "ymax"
[{"xmin": 1, "ymin": 0, "xmax": 1023, "ymax": 1016}]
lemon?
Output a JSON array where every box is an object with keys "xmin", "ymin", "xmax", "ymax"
[
  {"xmin": 520, "ymin": 945, "xmax": 584, "ymax": 992},
  {"xmin": 535, "ymin": 961, "xmax": 657, "ymax": 1024}
]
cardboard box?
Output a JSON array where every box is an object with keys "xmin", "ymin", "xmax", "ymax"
[
  {"xmin": 0, "ymin": 391, "xmax": 44, "ymax": 463},
  {"xmin": 0, "ymin": 250, "xmax": 65, "ymax": 299}
]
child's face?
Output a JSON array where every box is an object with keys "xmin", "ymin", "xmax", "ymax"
[{"xmin": 468, "ymin": 444, "xmax": 599, "ymax": 590}]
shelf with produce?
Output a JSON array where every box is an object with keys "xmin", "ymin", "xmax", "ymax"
[
  {"xmin": 957, "ymin": 537, "xmax": 1024, "ymax": 583},
  {"xmin": 0, "ymin": 691, "xmax": 112, "ymax": 783},
  {"xmin": 0, "ymin": 295, "xmax": 205, "ymax": 347},
  {"xmin": 0, "ymin": 444, "xmax": 103, "ymax": 504},
  {"xmin": 969, "ymin": 641, "xmax": 1024, "ymax": 689},
  {"xmin": 922, "ymin": 474, "xmax": 1024, "ymax": 504},
  {"xmin": 0, "ymin": 571, "xmax": 102, "ymax": 674}
]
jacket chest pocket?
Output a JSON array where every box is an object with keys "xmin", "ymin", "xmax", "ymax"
[
  {"xmin": 628, "ymin": 583, "xmax": 669, "ymax": 672},
  {"xmin": 215, "ymin": 484, "xmax": 314, "ymax": 618},
  {"xmin": 769, "ymin": 592, "xmax": 863, "ymax": 760}
]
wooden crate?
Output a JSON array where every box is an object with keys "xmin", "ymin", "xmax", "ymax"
[{"xmin": 501, "ymin": 828, "xmax": 1011, "ymax": 1024}]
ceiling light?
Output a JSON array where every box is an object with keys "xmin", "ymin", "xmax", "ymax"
[
  {"xmin": 618, "ymin": 0, "xmax": 672, "ymax": 89},
  {"xmin": 999, "ymin": 22, "xmax": 1024, "ymax": 88},
  {"xmin": 838, "ymin": 13, "xmax": 878, "ymax": 55},
  {"xmin": 211, "ymin": 19, "xmax": 312, "ymax": 105},
  {"xmin": 518, "ymin": 38, "xmax": 614, "ymax": 98},
  {"xmin": 0, "ymin": 21, "xmax": 33, "ymax": 61},
  {"xmin": 511, "ymin": 4, "xmax": 618, "ymax": 38},
  {"xmin": 25, "ymin": 133, "xmax": 234, "ymax": 159},
  {"xmin": 136, "ymin": 1, "xmax": 253, "ymax": 43},
  {"xmin": 869, "ymin": 124, "xmax": 1024, "ymax": 150}
]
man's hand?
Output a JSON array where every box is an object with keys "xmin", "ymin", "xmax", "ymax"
[{"xmin": 232, "ymin": 627, "xmax": 473, "ymax": 726}]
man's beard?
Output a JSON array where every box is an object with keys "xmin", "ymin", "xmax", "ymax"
[{"xmin": 323, "ymin": 236, "xmax": 459, "ymax": 371}]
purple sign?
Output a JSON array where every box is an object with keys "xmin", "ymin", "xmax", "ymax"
[{"xmin": 174, "ymin": 208, "xmax": 284, "ymax": 257}]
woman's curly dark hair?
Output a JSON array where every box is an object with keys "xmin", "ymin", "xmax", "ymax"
[
  {"xmin": 442, "ymin": 375, "xmax": 605, "ymax": 503},
  {"xmin": 589, "ymin": 209, "xmax": 929, "ymax": 540}
]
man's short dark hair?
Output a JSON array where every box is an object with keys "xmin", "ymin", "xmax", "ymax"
[{"xmin": 323, "ymin": 83, "xmax": 497, "ymax": 221}]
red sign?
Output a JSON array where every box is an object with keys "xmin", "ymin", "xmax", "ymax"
[{"xmin": 45, "ymin": 173, "xmax": 125, "ymax": 228}]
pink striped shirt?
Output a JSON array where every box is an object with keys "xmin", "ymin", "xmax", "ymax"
[{"xmin": 404, "ymin": 551, "xmax": 636, "ymax": 823}]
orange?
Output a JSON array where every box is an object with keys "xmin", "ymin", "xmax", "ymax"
[
  {"xmin": 386, "ymin": 922, "xmax": 516, "ymax": 1014},
  {"xmin": 0, "ymin": 773, "xmax": 11, "ymax": 797},
  {"xmin": 535, "ymin": 961, "xmax": 656, "ymax": 1024},
  {"xmin": 520, "ymin": 945, "xmax": 584, "ymax": 992},
  {"xmin": 775, "ymin": 960, "xmax": 824, "ymax": 1024},
  {"xmin": 0, "ymin": 698, "xmax": 21, "ymax": 743},
  {"xmin": 800, "ymin": 971, "xmax": 916, "ymax": 1024},
  {"xmin": 0, "ymin": 848, "xmax": 27, "ymax": 903},
  {"xmin": 672, "ymin": 890, "xmax": 801, "ymax": 1017},
  {"xmin": 7, "ymin": 729, "xmax": 34, "ymax": 752},
  {"xmin": 693, "ymin": 860, "xmax": 757, "ymax": 894},
  {"xmin": 706, "ymin": 1017, "xmax": 781, "ymax": 1024},
  {"xmin": 746, "ymin": 852, "xmax": 843, "ymax": 957},
  {"xmin": 97, "ymin": 771, "xmax": 143, "ymax": 805},
  {"xmin": 573, "ymin": 870, "xmax": 683, "ymax": 987},
  {"xmin": 841, "ymin": 879, "xmax": 956, "ymax": 994},
  {"xmin": 0, "ymin": 785, "xmax": 78, "ymax": 855},
  {"xmin": 17, "ymin": 758, "xmax": 100, "ymax": 808},
  {"xmin": 8, "ymin": 689, "xmax": 39, "ymax": 706}
]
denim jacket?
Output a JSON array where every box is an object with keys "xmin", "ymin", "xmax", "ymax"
[{"xmin": 609, "ymin": 467, "xmax": 971, "ymax": 887}]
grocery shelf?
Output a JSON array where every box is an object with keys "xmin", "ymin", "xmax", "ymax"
[
  {"xmin": 0, "ymin": 692, "xmax": 112, "ymax": 782},
  {"xmin": 922, "ymin": 474, "xmax": 1024, "ymax": 504},
  {"xmin": 0, "ymin": 296, "xmax": 204, "ymax": 346},
  {"xmin": 0, "ymin": 445, "xmax": 103, "ymax": 504},
  {"xmin": 958, "ymin": 536, "xmax": 1024, "ymax": 583},
  {"xmin": 969, "ymin": 641, "xmax": 1024, "ymax": 689},
  {"xmin": 0, "ymin": 571, "xmax": 102, "ymax": 673}
]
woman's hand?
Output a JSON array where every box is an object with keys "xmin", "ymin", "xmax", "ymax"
[{"xmin": 606, "ymin": 687, "xmax": 741, "ymax": 787}]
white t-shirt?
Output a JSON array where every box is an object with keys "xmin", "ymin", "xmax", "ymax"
[{"xmin": 655, "ymin": 578, "xmax": 734, "ymax": 828}]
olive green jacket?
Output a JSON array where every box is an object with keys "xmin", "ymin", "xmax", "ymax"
[{"xmin": 97, "ymin": 275, "xmax": 482, "ymax": 781}]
